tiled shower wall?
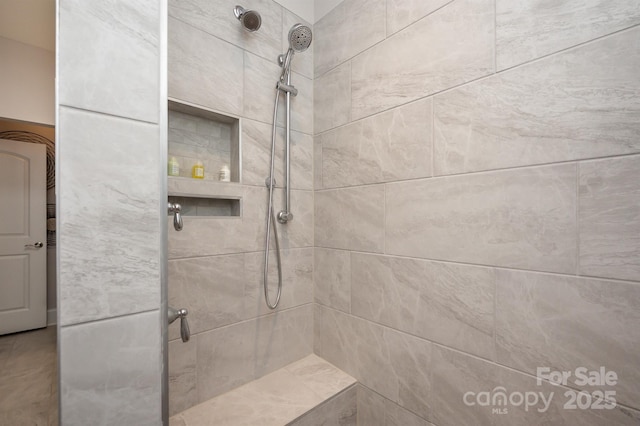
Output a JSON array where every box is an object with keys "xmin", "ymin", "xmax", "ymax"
[
  {"xmin": 166, "ymin": 0, "xmax": 315, "ymax": 416},
  {"xmin": 313, "ymin": 1, "xmax": 640, "ymax": 425},
  {"xmin": 57, "ymin": 1, "xmax": 164, "ymax": 424}
]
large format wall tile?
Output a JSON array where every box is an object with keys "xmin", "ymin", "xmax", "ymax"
[
  {"xmin": 274, "ymin": 189, "xmax": 315, "ymax": 249},
  {"xmin": 321, "ymin": 99, "xmax": 432, "ymax": 188},
  {"xmin": 169, "ymin": 17, "xmax": 243, "ymax": 115},
  {"xmin": 314, "ymin": 0, "xmax": 386, "ymax": 77},
  {"xmin": 385, "ymin": 164, "xmax": 577, "ymax": 273},
  {"xmin": 315, "ymin": 186, "xmax": 385, "ymax": 253},
  {"xmin": 496, "ymin": 0, "xmax": 640, "ymax": 70},
  {"xmin": 58, "ymin": 0, "xmax": 159, "ymax": 123},
  {"xmin": 496, "ymin": 270, "xmax": 640, "ymax": 409},
  {"xmin": 244, "ymin": 248, "xmax": 314, "ymax": 317},
  {"xmin": 168, "ymin": 254, "xmax": 246, "ymax": 338},
  {"xmin": 289, "ymin": 385, "xmax": 357, "ymax": 426},
  {"xmin": 169, "ymin": 0, "xmax": 283, "ymax": 62},
  {"xmin": 386, "ymin": 0, "xmax": 452, "ymax": 36},
  {"xmin": 58, "ymin": 107, "xmax": 160, "ymax": 325},
  {"xmin": 351, "ymin": 254, "xmax": 495, "ymax": 360},
  {"xmin": 314, "ymin": 248, "xmax": 351, "ymax": 313},
  {"xmin": 281, "ymin": 72, "xmax": 314, "ymax": 135},
  {"xmin": 196, "ymin": 305, "xmax": 313, "ymax": 402},
  {"xmin": 242, "ymin": 119, "xmax": 313, "ymax": 190},
  {"xmin": 168, "ymin": 186, "xmax": 265, "ymax": 258},
  {"xmin": 60, "ymin": 311, "xmax": 162, "ymax": 426},
  {"xmin": 314, "ymin": 61, "xmax": 351, "ymax": 134},
  {"xmin": 243, "ymin": 52, "xmax": 282, "ymax": 124},
  {"xmin": 579, "ymin": 156, "xmax": 640, "ymax": 281},
  {"xmin": 168, "ymin": 337, "xmax": 197, "ymax": 416},
  {"xmin": 351, "ymin": 0, "xmax": 494, "ymax": 120},
  {"xmin": 434, "ymin": 28, "xmax": 640, "ymax": 175}
]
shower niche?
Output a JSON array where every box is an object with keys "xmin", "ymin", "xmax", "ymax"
[{"xmin": 168, "ymin": 99, "xmax": 242, "ymax": 217}]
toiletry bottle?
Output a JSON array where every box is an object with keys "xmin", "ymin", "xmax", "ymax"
[
  {"xmin": 218, "ymin": 165, "xmax": 231, "ymax": 182},
  {"xmin": 192, "ymin": 160, "xmax": 204, "ymax": 179},
  {"xmin": 168, "ymin": 156, "xmax": 180, "ymax": 177}
]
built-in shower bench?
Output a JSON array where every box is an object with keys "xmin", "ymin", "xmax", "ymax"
[{"xmin": 170, "ymin": 355, "xmax": 357, "ymax": 426}]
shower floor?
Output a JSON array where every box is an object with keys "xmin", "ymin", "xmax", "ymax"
[{"xmin": 0, "ymin": 326, "xmax": 58, "ymax": 425}]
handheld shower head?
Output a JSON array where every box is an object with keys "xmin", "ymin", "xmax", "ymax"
[
  {"xmin": 234, "ymin": 5, "xmax": 262, "ymax": 32},
  {"xmin": 288, "ymin": 24, "xmax": 312, "ymax": 52}
]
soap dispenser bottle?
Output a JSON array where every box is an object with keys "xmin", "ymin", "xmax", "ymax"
[
  {"xmin": 168, "ymin": 156, "xmax": 180, "ymax": 177},
  {"xmin": 192, "ymin": 160, "xmax": 205, "ymax": 179}
]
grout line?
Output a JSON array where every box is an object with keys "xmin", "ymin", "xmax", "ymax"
[
  {"xmin": 575, "ymin": 162, "xmax": 581, "ymax": 276},
  {"xmin": 313, "ymin": 152, "xmax": 640, "ymax": 192},
  {"xmin": 59, "ymin": 308, "xmax": 160, "ymax": 329},
  {"xmin": 58, "ymin": 104, "xmax": 159, "ymax": 126},
  {"xmin": 312, "ymin": 246, "xmax": 640, "ymax": 286},
  {"xmin": 317, "ymin": 304, "xmax": 638, "ymax": 411}
]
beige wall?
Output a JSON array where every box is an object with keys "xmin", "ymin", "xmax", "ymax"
[
  {"xmin": 166, "ymin": 0, "xmax": 314, "ymax": 416},
  {"xmin": 0, "ymin": 37, "xmax": 54, "ymax": 126},
  {"xmin": 313, "ymin": 0, "xmax": 640, "ymax": 425}
]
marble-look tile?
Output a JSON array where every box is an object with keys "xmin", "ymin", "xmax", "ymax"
[
  {"xmin": 168, "ymin": 254, "xmax": 246, "ymax": 339},
  {"xmin": 169, "ymin": 0, "xmax": 283, "ymax": 62},
  {"xmin": 385, "ymin": 398, "xmax": 434, "ymax": 426},
  {"xmin": 314, "ymin": 248, "xmax": 351, "ymax": 313},
  {"xmin": 58, "ymin": 107, "xmax": 160, "ymax": 325},
  {"xmin": 196, "ymin": 319, "xmax": 257, "ymax": 402},
  {"xmin": 273, "ymin": 189, "xmax": 314, "ymax": 249},
  {"xmin": 285, "ymin": 354, "xmax": 357, "ymax": 401},
  {"xmin": 169, "ymin": 337, "xmax": 197, "ymax": 416},
  {"xmin": 253, "ymin": 304, "xmax": 314, "ymax": 377},
  {"xmin": 314, "ymin": 136, "xmax": 323, "ymax": 190},
  {"xmin": 351, "ymin": 253, "xmax": 495, "ymax": 360},
  {"xmin": 315, "ymin": 186, "xmax": 385, "ymax": 253},
  {"xmin": 321, "ymin": 99, "xmax": 432, "ymax": 188},
  {"xmin": 495, "ymin": 270, "xmax": 640, "ymax": 409},
  {"xmin": 289, "ymin": 385, "xmax": 357, "ymax": 426},
  {"xmin": 168, "ymin": 185, "xmax": 266, "ymax": 258},
  {"xmin": 59, "ymin": 311, "xmax": 162, "ymax": 426},
  {"xmin": 314, "ymin": 62, "xmax": 351, "ymax": 134},
  {"xmin": 58, "ymin": 0, "xmax": 159, "ymax": 123},
  {"xmin": 351, "ymin": 0, "xmax": 494, "ymax": 120},
  {"xmin": 315, "ymin": 305, "xmax": 433, "ymax": 416},
  {"xmin": 243, "ymin": 52, "xmax": 282, "ymax": 124},
  {"xmin": 242, "ymin": 119, "xmax": 313, "ymax": 190},
  {"xmin": 357, "ymin": 385, "xmax": 386, "ymax": 426},
  {"xmin": 492, "ymin": 365, "xmax": 640, "ymax": 426},
  {"xmin": 244, "ymin": 248, "xmax": 314, "ymax": 317},
  {"xmin": 196, "ymin": 305, "xmax": 313, "ymax": 402},
  {"xmin": 169, "ymin": 17, "xmax": 243, "ymax": 116},
  {"xmin": 496, "ymin": 0, "xmax": 640, "ymax": 70},
  {"xmin": 281, "ymin": 72, "xmax": 314, "ymax": 135},
  {"xmin": 429, "ymin": 345, "xmax": 497, "ymax": 426},
  {"xmin": 434, "ymin": 27, "xmax": 640, "ymax": 175},
  {"xmin": 386, "ymin": 0, "xmax": 452, "ymax": 36},
  {"xmin": 283, "ymin": 10, "xmax": 313, "ymax": 80},
  {"xmin": 314, "ymin": 0, "xmax": 385, "ymax": 77},
  {"xmin": 385, "ymin": 164, "xmax": 577, "ymax": 273},
  {"xmin": 579, "ymin": 156, "xmax": 640, "ymax": 281}
]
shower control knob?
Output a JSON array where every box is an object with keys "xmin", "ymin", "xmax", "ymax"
[{"xmin": 277, "ymin": 210, "xmax": 293, "ymax": 223}]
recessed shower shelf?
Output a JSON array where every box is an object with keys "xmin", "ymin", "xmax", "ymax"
[
  {"xmin": 168, "ymin": 98, "xmax": 241, "ymax": 183},
  {"xmin": 168, "ymin": 177, "xmax": 242, "ymax": 218}
]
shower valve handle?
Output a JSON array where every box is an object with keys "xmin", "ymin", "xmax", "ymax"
[
  {"xmin": 168, "ymin": 307, "xmax": 190, "ymax": 342},
  {"xmin": 168, "ymin": 202, "xmax": 183, "ymax": 231}
]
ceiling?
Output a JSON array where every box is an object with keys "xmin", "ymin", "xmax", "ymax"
[{"xmin": 0, "ymin": 0, "xmax": 55, "ymax": 52}]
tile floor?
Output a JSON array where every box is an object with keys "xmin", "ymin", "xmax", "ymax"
[{"xmin": 0, "ymin": 326, "xmax": 58, "ymax": 425}]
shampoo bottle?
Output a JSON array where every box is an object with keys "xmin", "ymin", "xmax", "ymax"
[
  {"xmin": 192, "ymin": 160, "xmax": 204, "ymax": 179},
  {"xmin": 168, "ymin": 156, "xmax": 180, "ymax": 176}
]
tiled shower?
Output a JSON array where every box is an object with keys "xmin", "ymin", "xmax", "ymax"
[{"xmin": 56, "ymin": 0, "xmax": 640, "ymax": 425}]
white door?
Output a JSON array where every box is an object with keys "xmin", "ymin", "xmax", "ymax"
[{"xmin": 0, "ymin": 139, "xmax": 47, "ymax": 335}]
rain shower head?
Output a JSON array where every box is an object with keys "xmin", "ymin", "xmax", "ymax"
[
  {"xmin": 234, "ymin": 5, "xmax": 262, "ymax": 32},
  {"xmin": 287, "ymin": 24, "xmax": 312, "ymax": 52}
]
